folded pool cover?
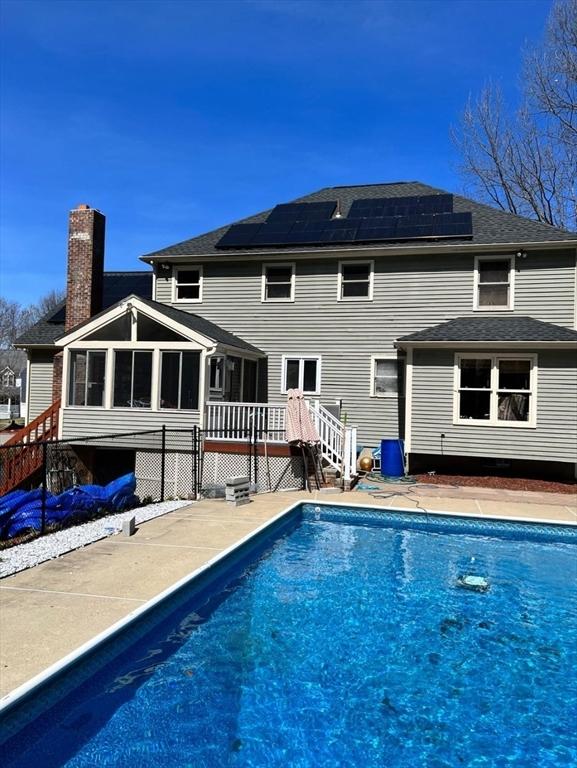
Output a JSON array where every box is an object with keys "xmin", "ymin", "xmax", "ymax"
[{"xmin": 0, "ymin": 473, "xmax": 139, "ymax": 540}]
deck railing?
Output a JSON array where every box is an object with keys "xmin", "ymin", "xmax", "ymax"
[
  {"xmin": 205, "ymin": 400, "xmax": 358, "ymax": 482},
  {"xmin": 205, "ymin": 402, "xmax": 287, "ymax": 443}
]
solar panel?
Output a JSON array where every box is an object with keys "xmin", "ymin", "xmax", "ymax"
[
  {"xmin": 266, "ymin": 201, "xmax": 337, "ymax": 222},
  {"xmin": 349, "ymin": 194, "xmax": 454, "ymax": 218},
  {"xmin": 214, "ymin": 202, "xmax": 473, "ymax": 249}
]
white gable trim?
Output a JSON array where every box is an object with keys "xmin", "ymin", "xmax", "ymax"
[{"xmin": 55, "ymin": 295, "xmax": 216, "ymax": 349}]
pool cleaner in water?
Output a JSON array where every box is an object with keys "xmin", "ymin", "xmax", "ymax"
[{"xmin": 457, "ymin": 574, "xmax": 490, "ymax": 593}]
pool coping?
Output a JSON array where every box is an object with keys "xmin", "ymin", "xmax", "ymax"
[{"xmin": 1, "ymin": 499, "xmax": 575, "ymax": 717}]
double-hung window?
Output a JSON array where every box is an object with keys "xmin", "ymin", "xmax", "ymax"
[
  {"xmin": 262, "ymin": 263, "xmax": 295, "ymax": 302},
  {"xmin": 113, "ymin": 350, "xmax": 153, "ymax": 408},
  {"xmin": 160, "ymin": 351, "xmax": 200, "ymax": 410},
  {"xmin": 371, "ymin": 357, "xmax": 405, "ymax": 397},
  {"xmin": 282, "ymin": 356, "xmax": 321, "ymax": 395},
  {"xmin": 455, "ymin": 354, "xmax": 536, "ymax": 426},
  {"xmin": 68, "ymin": 350, "xmax": 106, "ymax": 406},
  {"xmin": 338, "ymin": 261, "xmax": 373, "ymax": 300},
  {"xmin": 174, "ymin": 267, "xmax": 202, "ymax": 302},
  {"xmin": 474, "ymin": 256, "xmax": 514, "ymax": 310}
]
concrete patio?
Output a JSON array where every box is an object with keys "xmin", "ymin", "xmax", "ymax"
[{"xmin": 1, "ymin": 484, "xmax": 575, "ymax": 698}]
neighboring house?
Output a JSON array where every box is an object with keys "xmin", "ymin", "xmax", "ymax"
[
  {"xmin": 0, "ymin": 366, "xmax": 16, "ymax": 388},
  {"xmin": 14, "ymin": 184, "xmax": 577, "ymax": 482}
]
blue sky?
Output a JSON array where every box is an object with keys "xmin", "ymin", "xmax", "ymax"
[{"xmin": 0, "ymin": 0, "xmax": 552, "ymax": 305}]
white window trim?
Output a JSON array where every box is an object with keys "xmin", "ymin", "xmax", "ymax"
[
  {"xmin": 67, "ymin": 349, "xmax": 107, "ymax": 408},
  {"xmin": 158, "ymin": 350, "xmax": 200, "ymax": 411},
  {"xmin": 261, "ymin": 262, "xmax": 296, "ymax": 303},
  {"xmin": 370, "ymin": 355, "xmax": 404, "ymax": 398},
  {"xmin": 473, "ymin": 255, "xmax": 515, "ymax": 311},
  {"xmin": 112, "ymin": 349, "xmax": 154, "ymax": 410},
  {"xmin": 173, "ymin": 266, "xmax": 203, "ymax": 304},
  {"xmin": 337, "ymin": 260, "xmax": 374, "ymax": 302},
  {"xmin": 281, "ymin": 355, "xmax": 322, "ymax": 395},
  {"xmin": 453, "ymin": 353, "xmax": 537, "ymax": 428}
]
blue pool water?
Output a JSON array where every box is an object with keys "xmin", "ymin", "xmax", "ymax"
[{"xmin": 2, "ymin": 506, "xmax": 577, "ymax": 767}]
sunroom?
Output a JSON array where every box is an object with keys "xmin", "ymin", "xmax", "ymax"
[{"xmin": 56, "ymin": 295, "xmax": 268, "ymax": 437}]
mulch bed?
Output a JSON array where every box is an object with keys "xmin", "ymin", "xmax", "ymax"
[{"xmin": 414, "ymin": 473, "xmax": 577, "ymax": 495}]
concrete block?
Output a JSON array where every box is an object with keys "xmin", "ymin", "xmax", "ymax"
[{"xmin": 122, "ymin": 517, "xmax": 136, "ymax": 537}]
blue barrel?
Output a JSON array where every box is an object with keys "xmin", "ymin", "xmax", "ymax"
[{"xmin": 380, "ymin": 439, "xmax": 405, "ymax": 478}]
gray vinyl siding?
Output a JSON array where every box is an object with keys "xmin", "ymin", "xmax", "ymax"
[
  {"xmin": 61, "ymin": 408, "xmax": 200, "ymax": 449},
  {"xmin": 410, "ymin": 348, "xmax": 577, "ymax": 463},
  {"xmin": 27, "ymin": 350, "xmax": 55, "ymax": 423},
  {"xmin": 154, "ymin": 248, "xmax": 576, "ymax": 447}
]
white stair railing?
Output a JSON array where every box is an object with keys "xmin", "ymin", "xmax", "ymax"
[{"xmin": 307, "ymin": 401, "xmax": 357, "ymax": 482}]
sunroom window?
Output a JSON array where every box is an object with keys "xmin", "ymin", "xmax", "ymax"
[
  {"xmin": 456, "ymin": 355, "xmax": 535, "ymax": 425},
  {"xmin": 175, "ymin": 268, "xmax": 202, "ymax": 302},
  {"xmin": 209, "ymin": 356, "xmax": 224, "ymax": 393},
  {"xmin": 113, "ymin": 351, "xmax": 152, "ymax": 408},
  {"xmin": 475, "ymin": 258, "xmax": 513, "ymax": 309},
  {"xmin": 160, "ymin": 351, "xmax": 200, "ymax": 410},
  {"xmin": 68, "ymin": 350, "xmax": 106, "ymax": 406}
]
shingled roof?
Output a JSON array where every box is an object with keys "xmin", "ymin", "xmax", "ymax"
[
  {"xmin": 15, "ymin": 272, "xmax": 153, "ymax": 347},
  {"xmin": 141, "ymin": 182, "xmax": 577, "ymax": 260},
  {"xmin": 396, "ymin": 316, "xmax": 577, "ymax": 344},
  {"xmin": 54, "ymin": 294, "xmax": 263, "ymax": 355}
]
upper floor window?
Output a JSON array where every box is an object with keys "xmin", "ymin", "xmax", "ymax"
[
  {"xmin": 262, "ymin": 263, "xmax": 295, "ymax": 302},
  {"xmin": 474, "ymin": 256, "xmax": 514, "ymax": 310},
  {"xmin": 68, "ymin": 350, "xmax": 106, "ymax": 407},
  {"xmin": 282, "ymin": 355, "xmax": 321, "ymax": 395},
  {"xmin": 113, "ymin": 350, "xmax": 152, "ymax": 408},
  {"xmin": 160, "ymin": 351, "xmax": 200, "ymax": 410},
  {"xmin": 371, "ymin": 357, "xmax": 405, "ymax": 397},
  {"xmin": 455, "ymin": 354, "xmax": 536, "ymax": 427},
  {"xmin": 338, "ymin": 261, "xmax": 374, "ymax": 300},
  {"xmin": 174, "ymin": 267, "xmax": 203, "ymax": 302}
]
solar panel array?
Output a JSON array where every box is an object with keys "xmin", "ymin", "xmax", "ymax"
[{"xmin": 215, "ymin": 195, "xmax": 473, "ymax": 249}]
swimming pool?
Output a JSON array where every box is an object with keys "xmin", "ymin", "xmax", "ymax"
[{"xmin": 2, "ymin": 503, "xmax": 576, "ymax": 767}]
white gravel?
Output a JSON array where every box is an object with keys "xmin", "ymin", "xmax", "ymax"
[{"xmin": 0, "ymin": 499, "xmax": 193, "ymax": 578}]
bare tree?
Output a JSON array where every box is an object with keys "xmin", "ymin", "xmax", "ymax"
[
  {"xmin": 453, "ymin": 0, "xmax": 576, "ymax": 231},
  {"xmin": 0, "ymin": 289, "xmax": 65, "ymax": 352}
]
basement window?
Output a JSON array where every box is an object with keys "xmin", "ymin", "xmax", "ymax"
[
  {"xmin": 174, "ymin": 267, "xmax": 203, "ymax": 302},
  {"xmin": 68, "ymin": 350, "xmax": 106, "ymax": 407}
]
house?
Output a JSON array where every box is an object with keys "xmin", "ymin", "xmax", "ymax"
[
  {"xmin": 0, "ymin": 366, "xmax": 16, "ymax": 388},
  {"xmin": 13, "ymin": 183, "xmax": 577, "ymax": 489}
]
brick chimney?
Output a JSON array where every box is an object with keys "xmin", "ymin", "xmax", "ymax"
[
  {"xmin": 53, "ymin": 205, "xmax": 106, "ymax": 401},
  {"xmin": 65, "ymin": 204, "xmax": 106, "ymax": 332}
]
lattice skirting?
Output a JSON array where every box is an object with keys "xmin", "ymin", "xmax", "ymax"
[
  {"xmin": 202, "ymin": 452, "xmax": 304, "ymax": 495},
  {"xmin": 135, "ymin": 451, "xmax": 196, "ymax": 500},
  {"xmin": 135, "ymin": 450, "xmax": 304, "ymax": 501}
]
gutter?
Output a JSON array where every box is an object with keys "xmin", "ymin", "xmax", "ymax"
[
  {"xmin": 395, "ymin": 340, "xmax": 577, "ymax": 349},
  {"xmin": 140, "ymin": 239, "xmax": 577, "ymax": 264}
]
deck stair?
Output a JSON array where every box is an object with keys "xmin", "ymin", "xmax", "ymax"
[{"xmin": 0, "ymin": 400, "xmax": 61, "ymax": 495}]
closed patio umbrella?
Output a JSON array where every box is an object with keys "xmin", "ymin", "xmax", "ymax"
[
  {"xmin": 285, "ymin": 389, "xmax": 320, "ymax": 445},
  {"xmin": 286, "ymin": 389, "xmax": 322, "ymax": 491}
]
